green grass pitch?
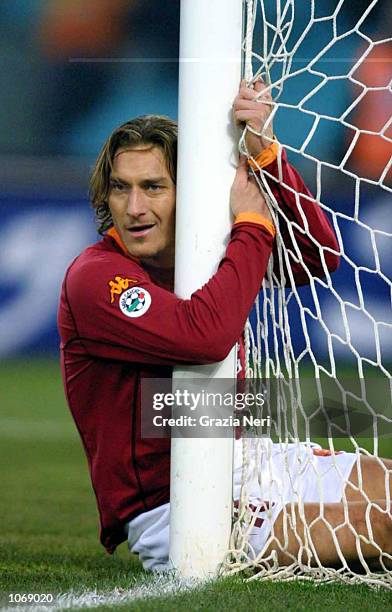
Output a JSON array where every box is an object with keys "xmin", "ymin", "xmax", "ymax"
[{"xmin": 0, "ymin": 359, "xmax": 391, "ymax": 611}]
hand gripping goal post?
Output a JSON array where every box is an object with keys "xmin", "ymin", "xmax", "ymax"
[{"xmin": 171, "ymin": 0, "xmax": 392, "ymax": 586}]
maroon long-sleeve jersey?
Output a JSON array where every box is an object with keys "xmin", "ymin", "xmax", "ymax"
[{"xmin": 58, "ymin": 151, "xmax": 339, "ymax": 554}]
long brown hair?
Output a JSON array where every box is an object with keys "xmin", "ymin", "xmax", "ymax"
[{"xmin": 90, "ymin": 115, "xmax": 178, "ymax": 234}]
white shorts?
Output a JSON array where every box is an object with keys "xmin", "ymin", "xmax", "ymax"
[{"xmin": 125, "ymin": 439, "xmax": 358, "ymax": 571}]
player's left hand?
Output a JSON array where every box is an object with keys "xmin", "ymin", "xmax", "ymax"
[{"xmin": 232, "ymin": 78, "xmax": 274, "ymax": 159}]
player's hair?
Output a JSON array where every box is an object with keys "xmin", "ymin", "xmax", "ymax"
[{"xmin": 90, "ymin": 115, "xmax": 178, "ymax": 234}]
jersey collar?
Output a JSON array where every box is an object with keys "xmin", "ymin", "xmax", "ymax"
[
  {"xmin": 107, "ymin": 227, "xmax": 140, "ymax": 263},
  {"xmin": 107, "ymin": 227, "xmax": 174, "ymax": 290}
]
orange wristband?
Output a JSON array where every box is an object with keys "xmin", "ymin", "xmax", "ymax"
[
  {"xmin": 234, "ymin": 212, "xmax": 275, "ymax": 237},
  {"xmin": 247, "ymin": 139, "xmax": 280, "ymax": 171}
]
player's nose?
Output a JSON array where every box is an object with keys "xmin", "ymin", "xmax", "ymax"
[{"xmin": 126, "ymin": 189, "xmax": 148, "ymax": 217}]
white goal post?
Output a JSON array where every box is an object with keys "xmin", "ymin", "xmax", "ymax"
[
  {"xmin": 170, "ymin": 0, "xmax": 243, "ymax": 577},
  {"xmin": 170, "ymin": 0, "xmax": 392, "ymax": 586}
]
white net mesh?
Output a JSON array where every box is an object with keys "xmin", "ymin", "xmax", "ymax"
[{"xmin": 225, "ymin": 0, "xmax": 392, "ymax": 587}]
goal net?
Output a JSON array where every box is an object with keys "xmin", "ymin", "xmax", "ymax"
[{"xmin": 225, "ymin": 0, "xmax": 392, "ymax": 587}]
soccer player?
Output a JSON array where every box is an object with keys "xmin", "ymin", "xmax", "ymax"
[{"xmin": 58, "ymin": 81, "xmax": 392, "ymax": 571}]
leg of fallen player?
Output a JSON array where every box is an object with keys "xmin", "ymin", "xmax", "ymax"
[
  {"xmin": 265, "ymin": 499, "xmax": 392, "ymax": 569},
  {"xmin": 344, "ymin": 455, "xmax": 392, "ymax": 503}
]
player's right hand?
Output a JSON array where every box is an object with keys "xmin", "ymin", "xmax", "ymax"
[{"xmin": 230, "ymin": 156, "xmax": 274, "ymax": 225}]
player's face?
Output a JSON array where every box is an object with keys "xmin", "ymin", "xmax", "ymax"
[{"xmin": 109, "ymin": 145, "xmax": 176, "ymax": 268}]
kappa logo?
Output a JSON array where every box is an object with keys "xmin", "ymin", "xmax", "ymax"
[
  {"xmin": 119, "ymin": 287, "xmax": 152, "ymax": 318},
  {"xmin": 108, "ymin": 276, "xmax": 138, "ymax": 303}
]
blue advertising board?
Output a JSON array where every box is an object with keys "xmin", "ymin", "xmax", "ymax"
[{"xmin": 0, "ymin": 195, "xmax": 96, "ymax": 358}]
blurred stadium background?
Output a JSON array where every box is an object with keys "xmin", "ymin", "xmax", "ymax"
[
  {"xmin": 0, "ymin": 0, "xmax": 390, "ymax": 364},
  {"xmin": 0, "ymin": 0, "xmax": 391, "ymax": 596}
]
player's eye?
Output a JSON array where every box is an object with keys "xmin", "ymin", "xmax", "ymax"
[
  {"xmin": 110, "ymin": 180, "xmax": 126, "ymax": 192},
  {"xmin": 146, "ymin": 183, "xmax": 162, "ymax": 192}
]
